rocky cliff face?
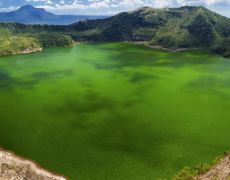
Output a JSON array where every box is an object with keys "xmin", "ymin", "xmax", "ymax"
[{"xmin": 0, "ymin": 148, "xmax": 66, "ymax": 180}]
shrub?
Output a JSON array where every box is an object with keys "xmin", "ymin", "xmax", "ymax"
[
  {"xmin": 211, "ymin": 38, "xmax": 230, "ymax": 57},
  {"xmin": 37, "ymin": 34, "xmax": 74, "ymax": 48}
]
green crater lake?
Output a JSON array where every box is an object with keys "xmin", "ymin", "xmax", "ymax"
[{"xmin": 0, "ymin": 42, "xmax": 230, "ymax": 179}]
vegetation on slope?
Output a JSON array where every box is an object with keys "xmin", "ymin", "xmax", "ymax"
[
  {"xmin": 36, "ymin": 34, "xmax": 74, "ymax": 48},
  {"xmin": 0, "ymin": 24, "xmax": 74, "ymax": 56},
  {"xmin": 0, "ymin": 6, "xmax": 229, "ymax": 57},
  {"xmin": 212, "ymin": 38, "xmax": 230, "ymax": 57},
  {"xmin": 0, "ymin": 28, "xmax": 41, "ymax": 56},
  {"xmin": 68, "ymin": 6, "xmax": 230, "ymax": 57}
]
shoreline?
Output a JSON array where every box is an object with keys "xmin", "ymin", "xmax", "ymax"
[
  {"xmin": 13, "ymin": 47, "xmax": 43, "ymax": 55},
  {"xmin": 174, "ymin": 151, "xmax": 230, "ymax": 180},
  {"xmin": 197, "ymin": 152, "xmax": 230, "ymax": 180},
  {"xmin": 128, "ymin": 41, "xmax": 199, "ymax": 52},
  {"xmin": 0, "ymin": 47, "xmax": 43, "ymax": 57},
  {"xmin": 0, "ymin": 147, "xmax": 67, "ymax": 180}
]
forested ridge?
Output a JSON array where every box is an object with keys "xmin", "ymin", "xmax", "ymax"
[{"xmin": 0, "ymin": 6, "xmax": 229, "ymax": 57}]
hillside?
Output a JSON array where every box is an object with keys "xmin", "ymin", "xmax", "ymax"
[
  {"xmin": 68, "ymin": 6, "xmax": 230, "ymax": 57},
  {"xmin": 0, "ymin": 5, "xmax": 107, "ymax": 25},
  {"xmin": 0, "ymin": 24, "xmax": 74, "ymax": 56},
  {"xmin": 0, "ymin": 28, "xmax": 42, "ymax": 56},
  {"xmin": 0, "ymin": 6, "xmax": 229, "ymax": 57}
]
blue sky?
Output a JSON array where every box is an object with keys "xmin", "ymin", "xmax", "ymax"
[{"xmin": 0, "ymin": 0, "xmax": 230, "ymax": 17}]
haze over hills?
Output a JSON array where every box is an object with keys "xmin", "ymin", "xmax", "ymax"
[{"xmin": 0, "ymin": 5, "xmax": 107, "ymax": 25}]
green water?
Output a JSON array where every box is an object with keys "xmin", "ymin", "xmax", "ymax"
[{"xmin": 0, "ymin": 42, "xmax": 230, "ymax": 179}]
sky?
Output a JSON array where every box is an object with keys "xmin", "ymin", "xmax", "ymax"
[{"xmin": 0, "ymin": 0, "xmax": 229, "ymax": 17}]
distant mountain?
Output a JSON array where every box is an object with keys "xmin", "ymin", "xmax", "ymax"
[{"xmin": 0, "ymin": 5, "xmax": 107, "ymax": 25}]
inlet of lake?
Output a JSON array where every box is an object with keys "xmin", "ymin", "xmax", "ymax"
[{"xmin": 0, "ymin": 42, "xmax": 230, "ymax": 179}]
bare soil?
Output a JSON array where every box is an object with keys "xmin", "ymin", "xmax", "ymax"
[{"xmin": 0, "ymin": 148, "xmax": 66, "ymax": 180}]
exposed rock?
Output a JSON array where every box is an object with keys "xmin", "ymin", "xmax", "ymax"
[
  {"xmin": 198, "ymin": 153, "xmax": 230, "ymax": 180},
  {"xmin": 14, "ymin": 48, "xmax": 43, "ymax": 55},
  {"xmin": 0, "ymin": 148, "xmax": 67, "ymax": 180}
]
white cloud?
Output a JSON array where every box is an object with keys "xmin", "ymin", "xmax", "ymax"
[
  {"xmin": 203, "ymin": 0, "xmax": 230, "ymax": 5},
  {"xmin": 26, "ymin": 0, "xmax": 53, "ymax": 5},
  {"xmin": 60, "ymin": 0, "xmax": 65, "ymax": 5},
  {"xmin": 0, "ymin": 5, "xmax": 19, "ymax": 12},
  {"xmin": 25, "ymin": 0, "xmax": 230, "ymax": 15},
  {"xmin": 176, "ymin": 0, "xmax": 230, "ymax": 6}
]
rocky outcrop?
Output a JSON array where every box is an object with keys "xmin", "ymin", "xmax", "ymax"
[
  {"xmin": 198, "ymin": 153, "xmax": 230, "ymax": 180},
  {"xmin": 0, "ymin": 148, "xmax": 67, "ymax": 180},
  {"xmin": 13, "ymin": 48, "xmax": 43, "ymax": 55}
]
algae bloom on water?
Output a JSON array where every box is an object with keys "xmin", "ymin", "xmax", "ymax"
[{"xmin": 0, "ymin": 42, "xmax": 230, "ymax": 179}]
